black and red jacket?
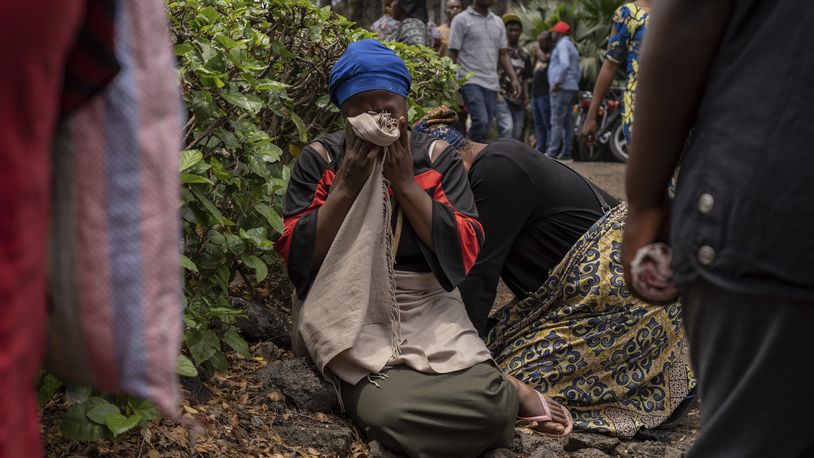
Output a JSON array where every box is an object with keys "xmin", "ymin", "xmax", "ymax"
[{"xmin": 275, "ymin": 129, "xmax": 484, "ymax": 299}]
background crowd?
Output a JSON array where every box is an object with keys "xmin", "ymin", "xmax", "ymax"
[{"xmin": 371, "ymin": 0, "xmax": 591, "ymax": 160}]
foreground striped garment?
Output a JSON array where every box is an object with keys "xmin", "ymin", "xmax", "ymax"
[{"xmin": 47, "ymin": 0, "xmax": 184, "ymax": 416}]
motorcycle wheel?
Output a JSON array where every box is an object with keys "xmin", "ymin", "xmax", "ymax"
[
  {"xmin": 575, "ymin": 140, "xmax": 606, "ymax": 162},
  {"xmin": 609, "ymin": 121, "xmax": 629, "ymax": 163}
]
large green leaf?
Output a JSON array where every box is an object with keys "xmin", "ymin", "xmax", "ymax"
[
  {"xmin": 180, "ymin": 255, "xmax": 199, "ymax": 273},
  {"xmin": 239, "ymin": 227, "xmax": 274, "ymax": 250},
  {"xmin": 86, "ymin": 398, "xmax": 121, "ymax": 425},
  {"xmin": 241, "ymin": 254, "xmax": 268, "ymax": 282},
  {"xmin": 258, "ymin": 143, "xmax": 283, "ymax": 163},
  {"xmin": 61, "ymin": 403, "xmax": 107, "ymax": 442},
  {"xmin": 187, "ymin": 329, "xmax": 221, "ymax": 366},
  {"xmin": 214, "ymin": 32, "xmax": 244, "ymax": 50},
  {"xmin": 221, "ymin": 91, "xmax": 263, "ymax": 114},
  {"xmin": 289, "ymin": 111, "xmax": 308, "ymax": 144},
  {"xmin": 191, "ymin": 189, "xmax": 231, "ymax": 226},
  {"xmin": 37, "ymin": 373, "xmax": 62, "ymax": 407},
  {"xmin": 256, "ymin": 79, "xmax": 289, "ymax": 91},
  {"xmin": 128, "ymin": 399, "xmax": 158, "ymax": 422},
  {"xmin": 106, "ymin": 413, "xmax": 141, "ymax": 438},
  {"xmin": 176, "ymin": 354, "xmax": 199, "ymax": 377},
  {"xmin": 179, "ymin": 149, "xmax": 203, "ymax": 172},
  {"xmin": 209, "ymin": 351, "xmax": 229, "ymax": 371},
  {"xmin": 224, "ymin": 327, "xmax": 252, "ymax": 358},
  {"xmin": 181, "ymin": 173, "xmax": 214, "ymax": 185},
  {"xmin": 254, "ymin": 203, "xmax": 284, "ymax": 234},
  {"xmin": 65, "ymin": 384, "xmax": 92, "ymax": 405}
]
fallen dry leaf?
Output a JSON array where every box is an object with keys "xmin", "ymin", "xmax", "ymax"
[{"xmin": 183, "ymin": 405, "xmax": 199, "ymax": 415}]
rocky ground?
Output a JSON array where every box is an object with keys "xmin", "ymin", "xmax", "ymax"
[{"xmin": 43, "ymin": 160, "xmax": 701, "ymax": 457}]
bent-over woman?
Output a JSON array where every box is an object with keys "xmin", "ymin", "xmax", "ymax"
[{"xmin": 416, "ymin": 106, "xmax": 696, "ymax": 438}]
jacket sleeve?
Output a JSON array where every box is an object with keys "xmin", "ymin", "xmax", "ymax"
[
  {"xmin": 273, "ymin": 146, "xmax": 333, "ymax": 299},
  {"xmin": 606, "ymin": 5, "xmax": 631, "ymax": 63},
  {"xmin": 552, "ymin": 41, "xmax": 569, "ymax": 85},
  {"xmin": 415, "ymin": 144, "xmax": 484, "ymax": 291}
]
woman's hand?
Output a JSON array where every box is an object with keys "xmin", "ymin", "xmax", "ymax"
[
  {"xmin": 333, "ymin": 120, "xmax": 381, "ymax": 196},
  {"xmin": 383, "ymin": 116, "xmax": 415, "ymax": 192}
]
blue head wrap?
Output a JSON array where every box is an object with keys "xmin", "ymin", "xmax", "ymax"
[{"xmin": 329, "ymin": 39, "xmax": 411, "ymax": 108}]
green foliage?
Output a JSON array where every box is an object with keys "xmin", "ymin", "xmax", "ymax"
[
  {"xmin": 384, "ymin": 42, "xmax": 463, "ymax": 122},
  {"xmin": 170, "ymin": 0, "xmax": 462, "ymax": 373},
  {"xmin": 510, "ymin": 0, "xmax": 625, "ymax": 88},
  {"xmin": 58, "ymin": 394, "xmax": 158, "ymax": 441}
]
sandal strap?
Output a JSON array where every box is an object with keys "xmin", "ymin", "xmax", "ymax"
[{"xmin": 518, "ymin": 390, "xmax": 553, "ymax": 423}]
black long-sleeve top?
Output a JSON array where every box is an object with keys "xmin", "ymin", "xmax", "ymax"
[
  {"xmin": 458, "ymin": 139, "xmax": 619, "ymax": 334},
  {"xmin": 275, "ymin": 130, "xmax": 484, "ymax": 300}
]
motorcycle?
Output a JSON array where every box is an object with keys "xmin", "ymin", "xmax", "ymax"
[{"xmin": 572, "ymin": 88, "xmax": 628, "ymax": 162}]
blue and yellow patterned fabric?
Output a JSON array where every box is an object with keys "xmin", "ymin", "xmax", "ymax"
[
  {"xmin": 486, "ymin": 204, "xmax": 695, "ymax": 438},
  {"xmin": 605, "ymin": 3, "xmax": 649, "ymax": 144}
]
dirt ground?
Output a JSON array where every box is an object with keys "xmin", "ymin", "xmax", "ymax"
[
  {"xmin": 42, "ymin": 160, "xmax": 703, "ymax": 457},
  {"xmin": 569, "ymin": 161, "xmax": 628, "ymax": 201}
]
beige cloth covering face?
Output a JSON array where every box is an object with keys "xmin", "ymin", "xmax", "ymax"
[{"xmin": 292, "ymin": 112, "xmax": 491, "ymax": 386}]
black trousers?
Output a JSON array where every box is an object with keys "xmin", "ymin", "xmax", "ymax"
[{"xmin": 682, "ymin": 279, "xmax": 814, "ymax": 458}]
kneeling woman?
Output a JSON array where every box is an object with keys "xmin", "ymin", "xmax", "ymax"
[
  {"xmin": 275, "ymin": 41, "xmax": 570, "ymax": 457},
  {"xmin": 416, "ymin": 107, "xmax": 695, "ymax": 438}
]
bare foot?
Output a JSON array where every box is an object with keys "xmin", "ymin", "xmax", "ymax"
[{"xmin": 506, "ymin": 375, "xmax": 572, "ymax": 436}]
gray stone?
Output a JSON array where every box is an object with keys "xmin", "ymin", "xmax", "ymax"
[
  {"xmin": 570, "ymin": 449, "xmax": 610, "ymax": 458},
  {"xmin": 529, "ymin": 441, "xmax": 568, "ymax": 458},
  {"xmin": 232, "ymin": 296, "xmax": 291, "ymax": 347},
  {"xmin": 614, "ymin": 441, "xmax": 684, "ymax": 458},
  {"xmin": 274, "ymin": 424, "xmax": 352, "ymax": 456},
  {"xmin": 368, "ymin": 440, "xmax": 402, "ymax": 458},
  {"xmin": 482, "ymin": 448, "xmax": 516, "ymax": 458},
  {"xmin": 564, "ymin": 432, "xmax": 621, "ymax": 455},
  {"xmin": 514, "ymin": 429, "xmax": 566, "ymax": 456},
  {"xmin": 255, "ymin": 341, "xmax": 286, "ymax": 362},
  {"xmin": 255, "ymin": 358, "xmax": 338, "ymax": 412}
]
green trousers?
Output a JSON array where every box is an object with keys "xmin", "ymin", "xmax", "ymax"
[{"xmin": 341, "ymin": 363, "xmax": 519, "ymax": 458}]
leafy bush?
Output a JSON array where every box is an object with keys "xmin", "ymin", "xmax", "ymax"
[{"xmin": 40, "ymin": 375, "xmax": 158, "ymax": 442}]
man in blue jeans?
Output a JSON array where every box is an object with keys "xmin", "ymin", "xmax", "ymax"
[
  {"xmin": 545, "ymin": 21, "xmax": 580, "ymax": 160},
  {"xmin": 531, "ymin": 31, "xmax": 553, "ymax": 153},
  {"xmin": 448, "ymin": 0, "xmax": 520, "ymax": 143}
]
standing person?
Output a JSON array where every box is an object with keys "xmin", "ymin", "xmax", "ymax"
[
  {"xmin": 448, "ymin": 0, "xmax": 521, "ymax": 143},
  {"xmin": 531, "ymin": 31, "xmax": 553, "ymax": 152},
  {"xmin": 391, "ymin": 0, "xmax": 432, "ymax": 47},
  {"xmin": 545, "ymin": 21, "xmax": 580, "ymax": 160},
  {"xmin": 436, "ymin": 0, "xmax": 463, "ymax": 56},
  {"xmin": 2, "ymin": 2, "xmax": 183, "ymax": 457},
  {"xmin": 581, "ymin": 0, "xmax": 650, "ymax": 146},
  {"xmin": 623, "ymin": 0, "xmax": 814, "ymax": 456},
  {"xmin": 2, "ymin": 4, "xmax": 89, "ymax": 456},
  {"xmin": 495, "ymin": 14, "xmax": 533, "ymax": 141},
  {"xmin": 371, "ymin": 3, "xmax": 400, "ymax": 42}
]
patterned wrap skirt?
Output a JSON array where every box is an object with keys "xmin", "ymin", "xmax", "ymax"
[{"xmin": 486, "ymin": 204, "xmax": 696, "ymax": 438}]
